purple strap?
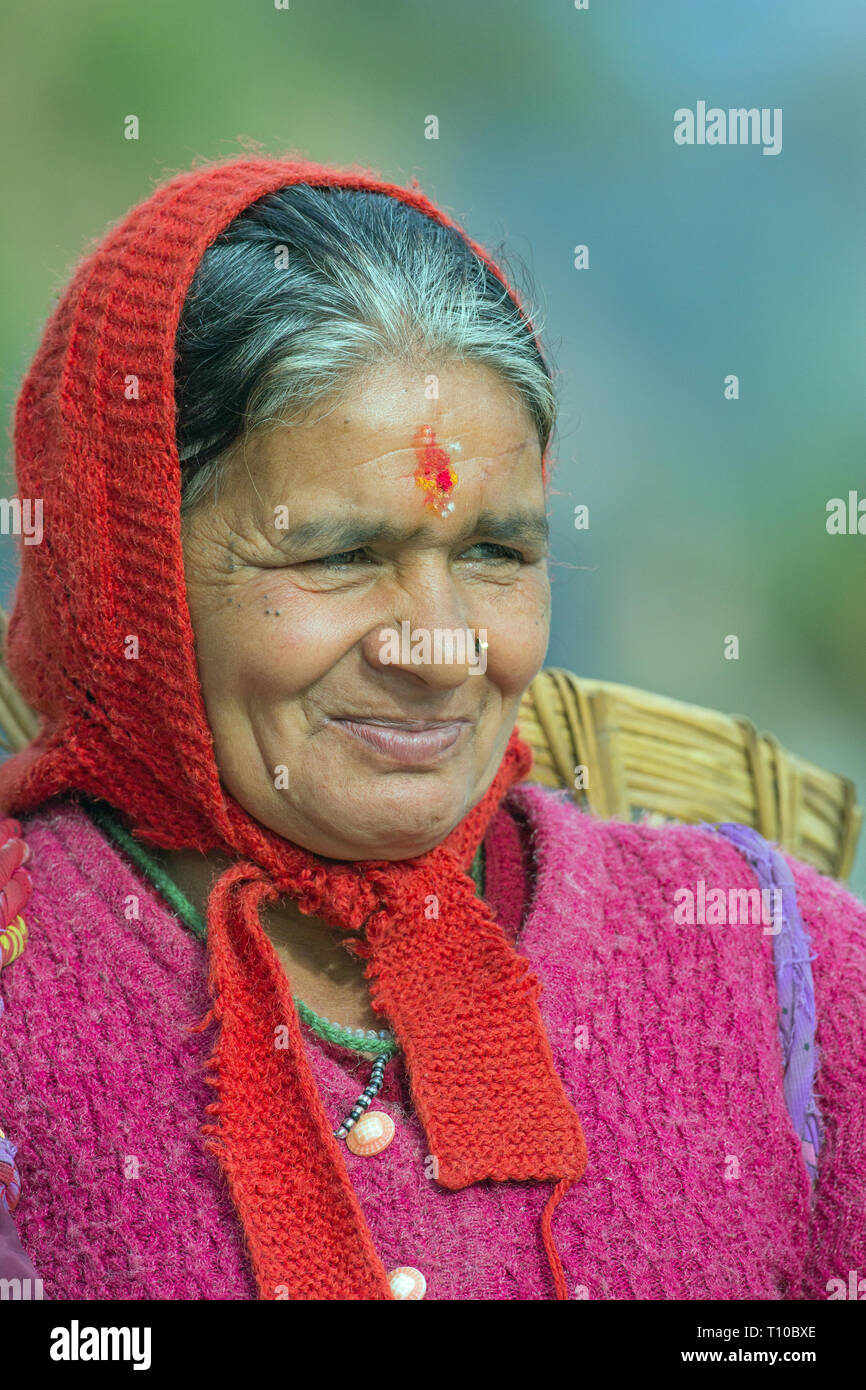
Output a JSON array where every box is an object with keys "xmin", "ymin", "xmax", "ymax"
[
  {"xmin": 0, "ymin": 1202, "xmax": 41, "ymax": 1289},
  {"xmin": 0, "ymin": 1132, "xmax": 22, "ymax": 1212},
  {"xmin": 707, "ymin": 822, "xmax": 823, "ymax": 1186},
  {"xmin": 0, "ymin": 1130, "xmax": 40, "ymax": 1289},
  {"xmin": 1, "ymin": 996, "xmax": 42, "ymax": 1289}
]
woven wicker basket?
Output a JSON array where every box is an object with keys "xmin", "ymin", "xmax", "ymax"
[
  {"xmin": 0, "ymin": 604, "xmax": 860, "ymax": 880},
  {"xmin": 518, "ymin": 669, "xmax": 862, "ymax": 881}
]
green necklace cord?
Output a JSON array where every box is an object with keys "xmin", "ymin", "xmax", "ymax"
[
  {"xmin": 84, "ymin": 799, "xmax": 209, "ymax": 942},
  {"xmin": 82, "ymin": 797, "xmax": 486, "ymax": 1061}
]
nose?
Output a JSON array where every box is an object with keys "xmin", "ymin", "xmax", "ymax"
[
  {"xmin": 362, "ymin": 618, "xmax": 483, "ymax": 688},
  {"xmin": 358, "ymin": 558, "xmax": 488, "ymax": 687}
]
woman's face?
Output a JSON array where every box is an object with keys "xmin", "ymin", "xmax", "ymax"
[{"xmin": 181, "ymin": 360, "xmax": 550, "ymax": 860}]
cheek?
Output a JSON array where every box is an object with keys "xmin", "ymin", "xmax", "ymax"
[
  {"xmin": 192, "ymin": 580, "xmax": 349, "ymax": 709},
  {"xmin": 482, "ymin": 572, "xmax": 550, "ymax": 691}
]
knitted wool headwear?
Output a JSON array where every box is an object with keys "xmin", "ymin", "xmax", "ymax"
[{"xmin": 0, "ymin": 154, "xmax": 588, "ymax": 1299}]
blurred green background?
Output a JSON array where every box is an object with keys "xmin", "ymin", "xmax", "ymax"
[{"xmin": 1, "ymin": 0, "xmax": 864, "ymax": 892}]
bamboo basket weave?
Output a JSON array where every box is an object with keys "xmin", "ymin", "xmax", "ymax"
[
  {"xmin": 518, "ymin": 669, "xmax": 862, "ymax": 881},
  {"xmin": 0, "ymin": 603, "xmax": 860, "ymax": 881}
]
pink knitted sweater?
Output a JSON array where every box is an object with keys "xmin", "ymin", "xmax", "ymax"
[{"xmin": 1, "ymin": 783, "xmax": 864, "ymax": 1300}]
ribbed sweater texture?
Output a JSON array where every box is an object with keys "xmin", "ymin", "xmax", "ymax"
[{"xmin": 2, "ymin": 782, "xmax": 863, "ymax": 1300}]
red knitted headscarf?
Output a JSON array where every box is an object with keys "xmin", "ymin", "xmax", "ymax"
[{"xmin": 0, "ymin": 154, "xmax": 587, "ymax": 1299}]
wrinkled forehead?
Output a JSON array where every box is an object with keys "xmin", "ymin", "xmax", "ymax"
[{"xmin": 210, "ymin": 359, "xmax": 544, "ymax": 513}]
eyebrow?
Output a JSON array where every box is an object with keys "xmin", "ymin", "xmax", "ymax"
[{"xmin": 271, "ymin": 509, "xmax": 550, "ymax": 555}]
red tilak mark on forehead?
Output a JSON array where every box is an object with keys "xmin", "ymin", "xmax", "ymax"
[{"xmin": 412, "ymin": 425, "xmax": 458, "ymax": 515}]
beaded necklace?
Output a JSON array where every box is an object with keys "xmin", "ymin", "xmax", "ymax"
[{"xmin": 82, "ymin": 797, "xmax": 487, "ymax": 1146}]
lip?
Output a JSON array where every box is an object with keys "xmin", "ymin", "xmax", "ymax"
[{"xmin": 329, "ymin": 717, "xmax": 471, "ymax": 766}]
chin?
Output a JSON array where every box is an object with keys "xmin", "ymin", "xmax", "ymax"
[
  {"xmin": 314, "ymin": 771, "xmax": 482, "ymax": 861},
  {"xmin": 350, "ymin": 799, "xmax": 470, "ymax": 860}
]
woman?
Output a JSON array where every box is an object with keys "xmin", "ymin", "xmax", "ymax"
[{"xmin": 0, "ymin": 154, "xmax": 863, "ymax": 1301}]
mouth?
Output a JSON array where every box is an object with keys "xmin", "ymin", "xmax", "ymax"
[{"xmin": 328, "ymin": 717, "xmax": 471, "ymax": 766}]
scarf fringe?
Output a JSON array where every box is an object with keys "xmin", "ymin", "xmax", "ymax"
[{"xmin": 542, "ymin": 1177, "xmax": 576, "ymax": 1299}]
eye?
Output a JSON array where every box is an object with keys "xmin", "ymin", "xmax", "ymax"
[
  {"xmin": 306, "ymin": 549, "xmax": 372, "ymax": 570},
  {"xmin": 461, "ymin": 543, "xmax": 525, "ymax": 562}
]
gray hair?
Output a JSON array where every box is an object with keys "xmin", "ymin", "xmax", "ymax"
[{"xmin": 174, "ymin": 183, "xmax": 556, "ymax": 515}]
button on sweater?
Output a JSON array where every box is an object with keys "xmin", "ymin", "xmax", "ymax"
[{"xmin": 1, "ymin": 784, "xmax": 864, "ymax": 1300}]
